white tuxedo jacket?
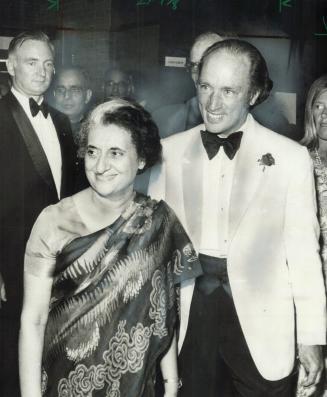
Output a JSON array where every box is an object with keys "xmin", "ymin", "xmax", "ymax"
[{"xmin": 148, "ymin": 114, "xmax": 326, "ymax": 381}]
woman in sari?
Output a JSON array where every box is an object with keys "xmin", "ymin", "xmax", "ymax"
[{"xmin": 19, "ymin": 99, "xmax": 202, "ymax": 397}]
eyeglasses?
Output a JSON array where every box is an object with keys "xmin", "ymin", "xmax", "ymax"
[
  {"xmin": 185, "ymin": 61, "xmax": 201, "ymax": 73},
  {"xmin": 54, "ymin": 86, "xmax": 84, "ymax": 97}
]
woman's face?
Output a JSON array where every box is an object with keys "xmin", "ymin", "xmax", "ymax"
[
  {"xmin": 313, "ymin": 90, "xmax": 327, "ymax": 140},
  {"xmin": 85, "ymin": 123, "xmax": 144, "ymax": 200}
]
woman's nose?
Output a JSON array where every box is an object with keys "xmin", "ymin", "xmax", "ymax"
[{"xmin": 96, "ymin": 155, "xmax": 110, "ymax": 173}]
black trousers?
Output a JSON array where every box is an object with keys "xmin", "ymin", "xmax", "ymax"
[
  {"xmin": 0, "ymin": 316, "xmax": 20, "ymax": 397},
  {"xmin": 178, "ymin": 280, "xmax": 297, "ymax": 397}
]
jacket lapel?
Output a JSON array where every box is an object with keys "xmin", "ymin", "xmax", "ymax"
[
  {"xmin": 229, "ymin": 116, "xmax": 268, "ymax": 241},
  {"xmin": 182, "ymin": 126, "xmax": 205, "ymax": 248},
  {"xmin": 7, "ymin": 92, "xmax": 57, "ymax": 195}
]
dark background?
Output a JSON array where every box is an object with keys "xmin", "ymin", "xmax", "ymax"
[{"xmin": 0, "ymin": 0, "xmax": 327, "ymax": 140}]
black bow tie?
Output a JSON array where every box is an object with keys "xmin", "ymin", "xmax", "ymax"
[
  {"xmin": 201, "ymin": 130, "xmax": 243, "ymax": 160},
  {"xmin": 29, "ymin": 97, "xmax": 49, "ymax": 118}
]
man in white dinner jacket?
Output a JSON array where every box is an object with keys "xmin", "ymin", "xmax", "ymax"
[{"xmin": 148, "ymin": 39, "xmax": 326, "ymax": 396}]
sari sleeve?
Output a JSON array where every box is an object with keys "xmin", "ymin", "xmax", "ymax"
[
  {"xmin": 24, "ymin": 206, "xmax": 60, "ymax": 278},
  {"xmin": 164, "ymin": 203, "xmax": 203, "ymax": 285}
]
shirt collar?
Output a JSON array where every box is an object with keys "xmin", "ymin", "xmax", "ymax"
[
  {"xmin": 11, "ymin": 87, "xmax": 44, "ymax": 105},
  {"xmin": 11, "ymin": 87, "xmax": 45, "ymax": 117}
]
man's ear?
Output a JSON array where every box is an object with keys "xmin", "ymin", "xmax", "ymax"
[
  {"xmin": 85, "ymin": 89, "xmax": 92, "ymax": 104},
  {"xmin": 249, "ymin": 90, "xmax": 260, "ymax": 106},
  {"xmin": 6, "ymin": 56, "xmax": 15, "ymax": 78}
]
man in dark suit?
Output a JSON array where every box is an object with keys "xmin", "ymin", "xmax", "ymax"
[{"xmin": 0, "ymin": 31, "xmax": 77, "ymax": 397}]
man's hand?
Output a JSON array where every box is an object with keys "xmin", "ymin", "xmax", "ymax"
[
  {"xmin": 0, "ymin": 272, "xmax": 6, "ymax": 309},
  {"xmin": 297, "ymin": 344, "xmax": 323, "ymax": 396}
]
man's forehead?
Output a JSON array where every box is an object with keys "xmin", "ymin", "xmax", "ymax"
[
  {"xmin": 105, "ymin": 70, "xmax": 128, "ymax": 83},
  {"xmin": 56, "ymin": 70, "xmax": 85, "ymax": 86},
  {"xmin": 203, "ymin": 49, "xmax": 250, "ymax": 71},
  {"xmin": 16, "ymin": 39, "xmax": 53, "ymax": 57}
]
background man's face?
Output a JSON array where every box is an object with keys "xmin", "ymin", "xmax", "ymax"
[
  {"xmin": 7, "ymin": 40, "xmax": 54, "ymax": 98},
  {"xmin": 104, "ymin": 70, "xmax": 132, "ymax": 100},
  {"xmin": 198, "ymin": 50, "xmax": 254, "ymax": 135},
  {"xmin": 189, "ymin": 35, "xmax": 222, "ymax": 84},
  {"xmin": 54, "ymin": 70, "xmax": 91, "ymax": 121}
]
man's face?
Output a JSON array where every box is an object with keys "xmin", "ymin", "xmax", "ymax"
[
  {"xmin": 7, "ymin": 40, "xmax": 54, "ymax": 98},
  {"xmin": 54, "ymin": 70, "xmax": 92, "ymax": 122},
  {"xmin": 104, "ymin": 70, "xmax": 132, "ymax": 100},
  {"xmin": 198, "ymin": 50, "xmax": 257, "ymax": 135}
]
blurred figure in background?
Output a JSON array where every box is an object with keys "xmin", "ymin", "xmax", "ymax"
[
  {"xmin": 152, "ymin": 32, "xmax": 223, "ymax": 138},
  {"xmin": 301, "ymin": 75, "xmax": 327, "ymax": 397},
  {"xmin": 0, "ymin": 75, "xmax": 11, "ymax": 98},
  {"xmin": 301, "ymin": 74, "xmax": 327, "ymax": 284},
  {"xmin": 53, "ymin": 66, "xmax": 92, "ymax": 144},
  {"xmin": 103, "ymin": 67, "xmax": 134, "ymax": 101}
]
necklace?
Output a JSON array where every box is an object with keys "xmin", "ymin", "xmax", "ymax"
[{"xmin": 313, "ymin": 148, "xmax": 327, "ymax": 186}]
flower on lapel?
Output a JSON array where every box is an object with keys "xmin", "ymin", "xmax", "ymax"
[{"xmin": 258, "ymin": 153, "xmax": 275, "ymax": 171}]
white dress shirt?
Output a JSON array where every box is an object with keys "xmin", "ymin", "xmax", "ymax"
[
  {"xmin": 12, "ymin": 88, "xmax": 62, "ymax": 198},
  {"xmin": 199, "ymin": 119, "xmax": 248, "ymax": 258}
]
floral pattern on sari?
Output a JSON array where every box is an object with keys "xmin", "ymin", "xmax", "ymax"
[
  {"xmin": 57, "ymin": 321, "xmax": 152, "ymax": 397},
  {"xmin": 28, "ymin": 193, "xmax": 202, "ymax": 397}
]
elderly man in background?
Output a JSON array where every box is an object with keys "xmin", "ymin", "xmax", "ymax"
[
  {"xmin": 152, "ymin": 31, "xmax": 223, "ymax": 138},
  {"xmin": 149, "ymin": 39, "xmax": 326, "ymax": 396},
  {"xmin": 102, "ymin": 67, "xmax": 135, "ymax": 101},
  {"xmin": 53, "ymin": 66, "xmax": 92, "ymax": 144},
  {"xmin": 0, "ymin": 31, "xmax": 77, "ymax": 397}
]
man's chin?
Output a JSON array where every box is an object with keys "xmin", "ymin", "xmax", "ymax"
[{"xmin": 204, "ymin": 123, "xmax": 225, "ymax": 134}]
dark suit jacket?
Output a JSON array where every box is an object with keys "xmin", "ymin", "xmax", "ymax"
[{"xmin": 0, "ymin": 92, "xmax": 77, "ymax": 319}]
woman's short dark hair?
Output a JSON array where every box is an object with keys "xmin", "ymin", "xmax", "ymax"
[
  {"xmin": 199, "ymin": 39, "xmax": 273, "ymax": 108},
  {"xmin": 78, "ymin": 98, "xmax": 162, "ymax": 172},
  {"xmin": 300, "ymin": 75, "xmax": 327, "ymax": 149}
]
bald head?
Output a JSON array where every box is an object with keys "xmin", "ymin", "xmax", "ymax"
[{"xmin": 189, "ymin": 32, "xmax": 223, "ymax": 84}]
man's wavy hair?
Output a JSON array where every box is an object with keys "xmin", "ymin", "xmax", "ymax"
[
  {"xmin": 300, "ymin": 75, "xmax": 327, "ymax": 149},
  {"xmin": 8, "ymin": 31, "xmax": 54, "ymax": 58},
  {"xmin": 198, "ymin": 39, "xmax": 273, "ymax": 108}
]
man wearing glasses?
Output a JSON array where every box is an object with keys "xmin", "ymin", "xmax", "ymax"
[
  {"xmin": 53, "ymin": 66, "xmax": 93, "ymax": 144},
  {"xmin": 152, "ymin": 31, "xmax": 223, "ymax": 138}
]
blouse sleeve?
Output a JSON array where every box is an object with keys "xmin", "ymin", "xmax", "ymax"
[
  {"xmin": 165, "ymin": 203, "xmax": 203, "ymax": 284},
  {"xmin": 24, "ymin": 206, "xmax": 59, "ymax": 278}
]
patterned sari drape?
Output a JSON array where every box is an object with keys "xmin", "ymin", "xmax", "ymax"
[{"xmin": 38, "ymin": 194, "xmax": 201, "ymax": 397}]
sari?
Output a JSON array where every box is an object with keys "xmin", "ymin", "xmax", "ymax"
[{"xmin": 24, "ymin": 192, "xmax": 202, "ymax": 397}]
